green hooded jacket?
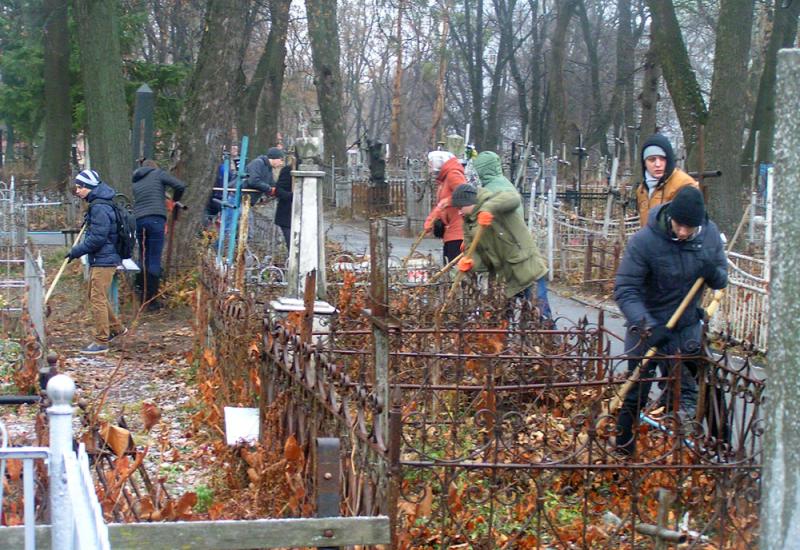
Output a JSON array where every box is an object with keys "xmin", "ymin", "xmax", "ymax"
[
  {"xmin": 463, "ymin": 188, "xmax": 548, "ymax": 298},
  {"xmin": 474, "ymin": 151, "xmax": 524, "ymax": 217}
]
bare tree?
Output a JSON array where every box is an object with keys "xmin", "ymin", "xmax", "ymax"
[
  {"xmin": 171, "ymin": 0, "xmax": 250, "ymax": 250},
  {"xmin": 73, "ymin": 0, "xmax": 131, "ymax": 197},
  {"xmin": 39, "ymin": 0, "xmax": 71, "ymax": 190},
  {"xmin": 305, "ymin": 0, "xmax": 347, "ymax": 162}
]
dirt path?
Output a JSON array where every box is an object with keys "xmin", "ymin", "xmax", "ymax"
[{"xmin": 2, "ymin": 264, "xmax": 214, "ymax": 507}]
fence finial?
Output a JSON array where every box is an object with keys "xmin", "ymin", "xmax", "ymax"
[{"xmin": 46, "ymin": 374, "xmax": 75, "ymax": 410}]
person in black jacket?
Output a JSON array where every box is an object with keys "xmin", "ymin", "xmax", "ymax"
[
  {"xmin": 66, "ymin": 169, "xmax": 127, "ymax": 354},
  {"xmin": 272, "ymin": 153, "xmax": 294, "ymax": 251},
  {"xmin": 613, "ymin": 186, "xmax": 727, "ymax": 456},
  {"xmin": 132, "ymin": 159, "xmax": 186, "ymax": 309}
]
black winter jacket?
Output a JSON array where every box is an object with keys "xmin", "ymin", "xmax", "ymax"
[
  {"xmin": 273, "ymin": 166, "xmax": 293, "ymax": 228},
  {"xmin": 71, "ymin": 182, "xmax": 121, "ymax": 267},
  {"xmin": 245, "ymin": 156, "xmax": 275, "ymax": 199},
  {"xmin": 132, "ymin": 167, "xmax": 186, "ymax": 220},
  {"xmin": 614, "ymin": 203, "xmax": 728, "ymax": 331}
]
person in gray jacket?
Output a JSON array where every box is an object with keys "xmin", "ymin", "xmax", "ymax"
[
  {"xmin": 132, "ymin": 159, "xmax": 186, "ymax": 309},
  {"xmin": 613, "ymin": 186, "xmax": 727, "ymax": 456},
  {"xmin": 245, "ymin": 147, "xmax": 285, "ymax": 202}
]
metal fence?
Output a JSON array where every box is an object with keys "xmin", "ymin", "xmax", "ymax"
[
  {"xmin": 194, "ymin": 230, "xmax": 765, "ymax": 548},
  {"xmin": 709, "ymin": 251, "xmax": 769, "ymax": 352},
  {"xmin": 0, "ymin": 375, "xmax": 112, "ymax": 550}
]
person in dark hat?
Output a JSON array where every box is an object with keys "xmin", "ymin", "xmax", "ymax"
[
  {"xmin": 245, "ymin": 146, "xmax": 285, "ymax": 201},
  {"xmin": 452, "ymin": 184, "xmax": 550, "ymax": 317},
  {"xmin": 66, "ymin": 169, "xmax": 127, "ymax": 354},
  {"xmin": 613, "ymin": 185, "xmax": 728, "ymax": 456},
  {"xmin": 635, "ymin": 134, "xmax": 699, "ymax": 226}
]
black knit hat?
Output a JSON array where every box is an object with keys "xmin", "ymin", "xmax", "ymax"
[
  {"xmin": 668, "ymin": 186, "xmax": 705, "ymax": 227},
  {"xmin": 266, "ymin": 147, "xmax": 285, "ymax": 159},
  {"xmin": 451, "ymin": 184, "xmax": 477, "ymax": 207}
]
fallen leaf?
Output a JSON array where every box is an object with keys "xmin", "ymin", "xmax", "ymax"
[{"xmin": 141, "ymin": 402, "xmax": 162, "ymax": 432}]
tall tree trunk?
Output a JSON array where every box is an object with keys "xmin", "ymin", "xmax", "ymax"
[
  {"xmin": 639, "ymin": 40, "xmax": 661, "ymax": 138},
  {"xmin": 171, "ymin": 0, "xmax": 250, "ymax": 253},
  {"xmin": 460, "ymin": 0, "xmax": 485, "ymax": 148},
  {"xmin": 703, "ymin": 0, "xmax": 755, "ymax": 235},
  {"xmin": 544, "ymin": 0, "xmax": 578, "ymax": 152},
  {"xmin": 39, "ymin": 0, "xmax": 71, "ymax": 191},
  {"xmin": 646, "ymin": 0, "xmax": 707, "ymax": 158},
  {"xmin": 73, "ymin": 0, "xmax": 131, "ymax": 197},
  {"xmin": 484, "ymin": 0, "xmax": 513, "ymax": 151},
  {"xmin": 527, "ymin": 0, "xmax": 544, "ymax": 148},
  {"xmin": 743, "ymin": 1, "xmax": 800, "ymax": 169},
  {"xmin": 389, "ymin": 0, "xmax": 404, "ymax": 164},
  {"xmin": 429, "ymin": 0, "xmax": 452, "ymax": 149},
  {"xmin": 306, "ymin": 0, "xmax": 347, "ymax": 163},
  {"xmin": 249, "ymin": 0, "xmax": 292, "ymax": 154}
]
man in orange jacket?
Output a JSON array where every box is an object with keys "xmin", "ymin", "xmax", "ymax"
[{"xmin": 636, "ymin": 134, "xmax": 699, "ymax": 226}]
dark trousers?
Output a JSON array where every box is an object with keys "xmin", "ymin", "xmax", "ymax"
[
  {"xmin": 443, "ymin": 240, "xmax": 462, "ymax": 264},
  {"xmin": 279, "ymin": 224, "xmax": 291, "ymax": 251},
  {"xmin": 136, "ymin": 215, "xmax": 166, "ymax": 277},
  {"xmin": 615, "ymin": 327, "xmax": 699, "ymax": 455}
]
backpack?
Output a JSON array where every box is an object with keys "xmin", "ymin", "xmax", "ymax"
[{"xmin": 91, "ymin": 197, "xmax": 137, "ymax": 260}]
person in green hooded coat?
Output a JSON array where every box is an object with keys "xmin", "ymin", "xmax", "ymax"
[
  {"xmin": 473, "ymin": 151, "xmax": 524, "ymax": 218},
  {"xmin": 451, "ymin": 183, "xmax": 551, "ymax": 318}
]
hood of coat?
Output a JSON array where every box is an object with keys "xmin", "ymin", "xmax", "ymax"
[
  {"xmin": 437, "ymin": 157, "xmax": 466, "ymax": 185},
  {"xmin": 474, "ymin": 151, "xmax": 503, "ymax": 181},
  {"xmin": 132, "ymin": 166, "xmax": 157, "ymax": 182},
  {"xmin": 86, "ymin": 181, "xmax": 117, "ymax": 202},
  {"xmin": 640, "ymin": 134, "xmax": 676, "ymax": 185}
]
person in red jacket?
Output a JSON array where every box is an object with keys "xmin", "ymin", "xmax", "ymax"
[{"xmin": 423, "ymin": 151, "xmax": 467, "ymax": 263}]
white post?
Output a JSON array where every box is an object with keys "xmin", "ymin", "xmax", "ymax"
[
  {"xmin": 764, "ymin": 166, "xmax": 773, "ymax": 283},
  {"xmin": 547, "ymin": 179, "xmax": 555, "ymax": 282},
  {"xmin": 761, "ymin": 48, "xmax": 800, "ymax": 550},
  {"xmin": 47, "ymin": 374, "xmax": 75, "ymax": 550}
]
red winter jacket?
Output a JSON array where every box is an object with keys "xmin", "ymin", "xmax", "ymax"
[{"xmin": 424, "ymin": 157, "xmax": 465, "ymax": 243}]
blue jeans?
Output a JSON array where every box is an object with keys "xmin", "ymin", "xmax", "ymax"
[
  {"xmin": 136, "ymin": 215, "xmax": 166, "ymax": 277},
  {"xmin": 536, "ymin": 277, "xmax": 552, "ymax": 319}
]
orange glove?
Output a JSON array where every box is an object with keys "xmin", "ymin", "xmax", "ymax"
[
  {"xmin": 477, "ymin": 211, "xmax": 494, "ymax": 227},
  {"xmin": 457, "ymin": 257, "xmax": 474, "ymax": 272},
  {"xmin": 424, "ymin": 221, "xmax": 433, "ymax": 233}
]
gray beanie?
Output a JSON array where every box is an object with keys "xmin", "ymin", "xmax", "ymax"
[
  {"xmin": 266, "ymin": 147, "xmax": 285, "ymax": 159},
  {"xmin": 451, "ymin": 184, "xmax": 477, "ymax": 207}
]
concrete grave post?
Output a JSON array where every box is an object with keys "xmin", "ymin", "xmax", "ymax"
[
  {"xmin": 131, "ymin": 84, "xmax": 154, "ymax": 169},
  {"xmin": 761, "ymin": 48, "xmax": 800, "ymax": 550},
  {"xmin": 270, "ymin": 136, "xmax": 336, "ymax": 325}
]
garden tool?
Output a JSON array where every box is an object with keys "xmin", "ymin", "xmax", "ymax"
[
  {"xmin": 45, "ymin": 224, "xmax": 86, "ymax": 306},
  {"xmin": 603, "ymin": 277, "xmax": 707, "ymax": 421},
  {"xmin": 401, "ymin": 229, "xmax": 428, "ymax": 270},
  {"xmin": 164, "ymin": 199, "xmax": 187, "ymax": 278},
  {"xmin": 428, "ymin": 253, "xmax": 464, "ymax": 284},
  {"xmin": 438, "ymin": 224, "xmax": 486, "ymax": 318}
]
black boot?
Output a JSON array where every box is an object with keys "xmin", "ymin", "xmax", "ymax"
[{"xmin": 145, "ymin": 273, "xmax": 162, "ymax": 311}]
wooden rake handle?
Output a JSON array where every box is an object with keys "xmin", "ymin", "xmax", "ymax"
[
  {"xmin": 605, "ymin": 277, "xmax": 706, "ymax": 417},
  {"xmin": 438, "ymin": 224, "xmax": 487, "ymax": 317},
  {"xmin": 401, "ymin": 229, "xmax": 428, "ymax": 270},
  {"xmin": 428, "ymin": 253, "xmax": 464, "ymax": 284},
  {"xmin": 45, "ymin": 224, "xmax": 87, "ymax": 305}
]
